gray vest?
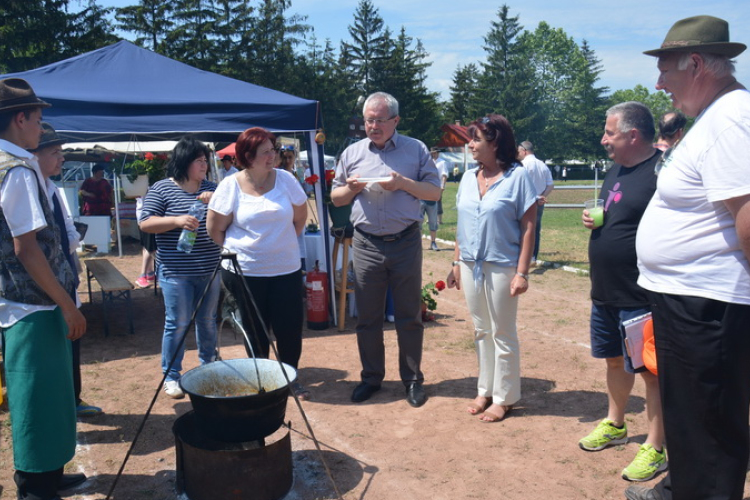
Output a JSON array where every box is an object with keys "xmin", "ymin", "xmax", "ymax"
[{"xmin": 0, "ymin": 151, "xmax": 74, "ymax": 305}]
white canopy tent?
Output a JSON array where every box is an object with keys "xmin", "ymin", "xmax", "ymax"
[{"xmin": 60, "ymin": 140, "xmax": 221, "ymax": 256}]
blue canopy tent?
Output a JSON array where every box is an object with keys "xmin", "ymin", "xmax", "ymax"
[
  {"xmin": 0, "ymin": 40, "xmax": 320, "ymax": 141},
  {"xmin": 1, "ymin": 41, "xmax": 338, "ymax": 323}
]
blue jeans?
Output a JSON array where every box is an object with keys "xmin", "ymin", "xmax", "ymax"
[{"xmin": 159, "ymin": 269, "xmax": 221, "ymax": 381}]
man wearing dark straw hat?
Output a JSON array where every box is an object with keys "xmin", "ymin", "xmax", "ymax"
[
  {"xmin": 31, "ymin": 122, "xmax": 103, "ymax": 419},
  {"xmin": 630, "ymin": 16, "xmax": 750, "ymax": 500},
  {"xmin": 0, "ymin": 78, "xmax": 88, "ymax": 499}
]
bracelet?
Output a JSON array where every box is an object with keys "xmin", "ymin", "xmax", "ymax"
[
  {"xmin": 452, "ymin": 261, "xmax": 460, "ymax": 267},
  {"xmin": 516, "ymin": 272, "xmax": 529, "ymax": 280}
]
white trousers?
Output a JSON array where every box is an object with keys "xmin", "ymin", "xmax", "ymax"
[{"xmin": 460, "ymin": 261, "xmax": 520, "ymax": 405}]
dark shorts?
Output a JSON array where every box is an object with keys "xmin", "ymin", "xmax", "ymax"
[
  {"xmin": 590, "ymin": 303, "xmax": 650, "ymax": 374},
  {"xmin": 140, "ymin": 229, "xmax": 157, "ymax": 253}
]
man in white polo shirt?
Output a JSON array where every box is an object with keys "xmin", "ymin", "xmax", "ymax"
[{"xmin": 518, "ymin": 141, "xmax": 553, "ymax": 265}]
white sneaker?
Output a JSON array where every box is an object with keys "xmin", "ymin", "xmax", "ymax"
[{"xmin": 164, "ymin": 380, "xmax": 184, "ymax": 399}]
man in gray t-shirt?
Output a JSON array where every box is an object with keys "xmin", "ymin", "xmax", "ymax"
[{"xmin": 331, "ymin": 91, "xmax": 440, "ymax": 408}]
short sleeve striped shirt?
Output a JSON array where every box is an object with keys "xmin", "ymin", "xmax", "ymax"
[{"xmin": 139, "ymin": 178, "xmax": 221, "ymax": 277}]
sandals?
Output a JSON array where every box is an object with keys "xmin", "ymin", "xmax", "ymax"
[
  {"xmin": 466, "ymin": 396, "xmax": 492, "ymax": 415},
  {"xmin": 292, "ymin": 382, "xmax": 311, "ymax": 401},
  {"xmin": 479, "ymin": 405, "xmax": 513, "ymax": 423}
]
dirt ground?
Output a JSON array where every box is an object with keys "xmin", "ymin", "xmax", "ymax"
[{"xmin": 1, "ymin": 238, "xmax": 748, "ymax": 500}]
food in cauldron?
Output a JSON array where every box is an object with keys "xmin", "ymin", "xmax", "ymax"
[{"xmin": 179, "ymin": 359, "xmax": 297, "ymax": 442}]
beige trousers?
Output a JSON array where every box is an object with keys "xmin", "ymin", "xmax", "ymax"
[{"xmin": 460, "ymin": 261, "xmax": 520, "ymax": 406}]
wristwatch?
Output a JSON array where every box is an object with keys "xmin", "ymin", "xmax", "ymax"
[
  {"xmin": 516, "ymin": 272, "xmax": 529, "ymax": 280},
  {"xmin": 452, "ymin": 261, "xmax": 460, "ymax": 267}
]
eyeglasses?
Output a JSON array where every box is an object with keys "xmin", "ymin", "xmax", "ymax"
[{"xmin": 364, "ymin": 116, "xmax": 396, "ymax": 125}]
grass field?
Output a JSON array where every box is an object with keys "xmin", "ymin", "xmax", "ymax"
[{"xmin": 427, "ymin": 181, "xmax": 596, "ymax": 269}]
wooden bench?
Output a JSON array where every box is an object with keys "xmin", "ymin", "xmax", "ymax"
[{"xmin": 85, "ymin": 258, "xmax": 134, "ymax": 335}]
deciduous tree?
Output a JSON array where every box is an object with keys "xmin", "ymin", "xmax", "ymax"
[{"xmin": 609, "ymin": 84, "xmax": 674, "ymax": 130}]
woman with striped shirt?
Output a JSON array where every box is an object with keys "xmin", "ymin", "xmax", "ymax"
[{"xmin": 139, "ymin": 137, "xmax": 222, "ymax": 399}]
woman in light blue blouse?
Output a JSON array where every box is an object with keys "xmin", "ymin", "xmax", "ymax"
[{"xmin": 447, "ymin": 114, "xmax": 536, "ymax": 423}]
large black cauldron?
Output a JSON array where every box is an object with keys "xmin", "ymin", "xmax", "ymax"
[{"xmin": 179, "ymin": 359, "xmax": 297, "ymax": 442}]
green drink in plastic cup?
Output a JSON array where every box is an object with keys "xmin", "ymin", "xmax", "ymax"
[{"xmin": 585, "ymin": 199, "xmax": 605, "ymax": 229}]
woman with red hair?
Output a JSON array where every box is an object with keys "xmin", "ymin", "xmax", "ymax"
[{"xmin": 207, "ymin": 127, "xmax": 310, "ymax": 399}]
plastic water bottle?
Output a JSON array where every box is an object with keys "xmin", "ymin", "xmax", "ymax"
[{"xmin": 177, "ymin": 200, "xmax": 205, "ymax": 253}]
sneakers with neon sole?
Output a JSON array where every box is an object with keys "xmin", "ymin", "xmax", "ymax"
[
  {"xmin": 622, "ymin": 443, "xmax": 667, "ymax": 482},
  {"xmin": 76, "ymin": 400, "xmax": 103, "ymax": 417},
  {"xmin": 578, "ymin": 418, "xmax": 628, "ymax": 451}
]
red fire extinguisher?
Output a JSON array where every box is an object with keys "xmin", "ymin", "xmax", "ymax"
[{"xmin": 306, "ymin": 260, "xmax": 329, "ymax": 330}]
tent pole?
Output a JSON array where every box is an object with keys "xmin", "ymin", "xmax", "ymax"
[
  {"xmin": 306, "ymin": 131, "xmax": 335, "ymax": 324},
  {"xmin": 114, "ymin": 158, "xmax": 124, "ymax": 258}
]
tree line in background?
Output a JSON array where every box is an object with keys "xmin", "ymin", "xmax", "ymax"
[{"xmin": 1, "ymin": 0, "xmax": 672, "ymax": 161}]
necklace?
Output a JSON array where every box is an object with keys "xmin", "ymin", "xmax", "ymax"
[
  {"xmin": 245, "ymin": 169, "xmax": 272, "ymax": 193},
  {"xmin": 480, "ymin": 166, "xmax": 502, "ymax": 188}
]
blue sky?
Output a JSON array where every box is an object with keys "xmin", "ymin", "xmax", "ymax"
[{"xmin": 96, "ymin": 0, "xmax": 750, "ymax": 100}]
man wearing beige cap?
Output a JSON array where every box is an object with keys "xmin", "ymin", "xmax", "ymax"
[
  {"xmin": 0, "ymin": 78, "xmax": 87, "ymax": 499},
  {"xmin": 629, "ymin": 16, "xmax": 750, "ymax": 500}
]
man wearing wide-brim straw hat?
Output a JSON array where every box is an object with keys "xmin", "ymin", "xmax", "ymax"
[
  {"xmin": 628, "ymin": 16, "xmax": 750, "ymax": 500},
  {"xmin": 0, "ymin": 78, "xmax": 88, "ymax": 499}
]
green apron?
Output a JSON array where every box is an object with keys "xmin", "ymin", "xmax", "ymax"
[{"xmin": 3, "ymin": 308, "xmax": 76, "ymax": 472}]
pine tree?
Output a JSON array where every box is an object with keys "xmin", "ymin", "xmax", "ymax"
[
  {"xmin": 341, "ymin": 0, "xmax": 387, "ymax": 96},
  {"xmin": 478, "ymin": 5, "xmax": 537, "ymax": 141},
  {"xmin": 446, "ymin": 63, "xmax": 481, "ymax": 125},
  {"xmin": 115, "ymin": 0, "xmax": 174, "ymax": 52},
  {"xmin": 226, "ymin": 0, "xmax": 309, "ymax": 89},
  {"xmin": 297, "ymin": 35, "xmax": 361, "ymax": 154},
  {"xmin": 0, "ymin": 0, "xmax": 114, "ymax": 72},
  {"xmin": 165, "ymin": 0, "xmax": 222, "ymax": 71},
  {"xmin": 567, "ymin": 40, "xmax": 609, "ymax": 160}
]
